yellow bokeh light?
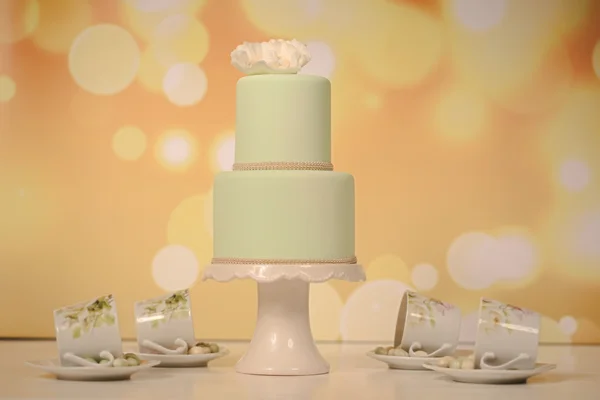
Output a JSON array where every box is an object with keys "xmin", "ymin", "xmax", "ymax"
[
  {"xmin": 447, "ymin": 231, "xmax": 498, "ymax": 290},
  {"xmin": 163, "ymin": 63, "xmax": 208, "ymax": 107},
  {"xmin": 309, "ymin": 283, "xmax": 344, "ymax": 341},
  {"xmin": 328, "ymin": 64, "xmax": 372, "ymax": 131},
  {"xmin": 132, "ymin": 0, "xmax": 196, "ymax": 12},
  {"xmin": 119, "ymin": 0, "xmax": 207, "ymax": 43},
  {"xmin": 540, "ymin": 316, "xmax": 571, "ymax": 343},
  {"xmin": 446, "ymin": 0, "xmax": 573, "ymax": 111},
  {"xmin": 0, "ymin": 75, "xmax": 17, "ymax": 103},
  {"xmin": 69, "ymin": 24, "xmax": 141, "ymax": 96},
  {"xmin": 450, "ymin": 0, "xmax": 506, "ymax": 32},
  {"xmin": 366, "ymin": 254, "xmax": 410, "ymax": 283},
  {"xmin": 137, "ymin": 45, "xmax": 168, "ymax": 93},
  {"xmin": 572, "ymin": 319, "xmax": 600, "ymax": 343},
  {"xmin": 363, "ymin": 93, "xmax": 383, "ymax": 110},
  {"xmin": 569, "ymin": 209, "xmax": 600, "ymax": 261},
  {"xmin": 240, "ymin": 0, "xmax": 322, "ymax": 37},
  {"xmin": 448, "ymin": 229, "xmax": 539, "ymax": 290},
  {"xmin": 353, "ymin": 2, "xmax": 443, "ymax": 88},
  {"xmin": 0, "ymin": 0, "xmax": 39, "ymax": 44},
  {"xmin": 411, "ymin": 263, "xmax": 439, "ymax": 291},
  {"xmin": 163, "ymin": 136, "xmax": 192, "ymax": 164},
  {"xmin": 452, "ymin": 39, "xmax": 532, "ymax": 102},
  {"xmin": 209, "ymin": 133, "xmax": 235, "ymax": 173},
  {"xmin": 593, "ymin": 40, "xmax": 600, "ymax": 80},
  {"xmin": 433, "ymin": 88, "xmax": 488, "ymax": 142},
  {"xmin": 154, "ymin": 128, "xmax": 197, "ymax": 171},
  {"xmin": 558, "ymin": 315, "xmax": 578, "ymax": 336},
  {"xmin": 552, "ymin": 0, "xmax": 591, "ymax": 36},
  {"xmin": 540, "ymin": 81, "xmax": 600, "ymax": 280},
  {"xmin": 299, "ymin": 41, "xmax": 336, "ymax": 78},
  {"xmin": 31, "ymin": 0, "xmax": 92, "ymax": 54},
  {"xmin": 558, "ymin": 159, "xmax": 591, "ymax": 192},
  {"xmin": 151, "ymin": 244, "xmax": 199, "ymax": 291},
  {"xmin": 153, "ymin": 14, "xmax": 209, "ymax": 67},
  {"xmin": 112, "ymin": 125, "xmax": 147, "ymax": 161},
  {"xmin": 506, "ymin": 45, "xmax": 573, "ymax": 114},
  {"xmin": 167, "ymin": 192, "xmax": 213, "ymax": 270},
  {"xmin": 492, "ymin": 231, "xmax": 539, "ymax": 284},
  {"xmin": 544, "ymin": 87, "xmax": 600, "ymax": 165},
  {"xmin": 318, "ymin": 0, "xmax": 379, "ymax": 41}
]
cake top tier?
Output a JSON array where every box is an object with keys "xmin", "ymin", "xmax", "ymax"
[{"xmin": 230, "ymin": 39, "xmax": 311, "ymax": 75}]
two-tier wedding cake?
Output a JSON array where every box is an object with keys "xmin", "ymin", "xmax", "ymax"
[{"xmin": 211, "ymin": 39, "xmax": 356, "ymax": 266}]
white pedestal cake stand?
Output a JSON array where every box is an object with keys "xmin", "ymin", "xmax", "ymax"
[{"xmin": 203, "ymin": 263, "xmax": 365, "ymax": 376}]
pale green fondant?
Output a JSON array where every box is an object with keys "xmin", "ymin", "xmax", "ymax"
[
  {"xmin": 213, "ymin": 170, "xmax": 355, "ymax": 260},
  {"xmin": 235, "ymin": 75, "xmax": 331, "ymax": 163}
]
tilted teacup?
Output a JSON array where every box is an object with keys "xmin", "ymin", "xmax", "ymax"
[
  {"xmin": 54, "ymin": 294, "xmax": 122, "ymax": 366},
  {"xmin": 474, "ymin": 298, "xmax": 540, "ymax": 370},
  {"xmin": 393, "ymin": 291, "xmax": 461, "ymax": 357},
  {"xmin": 134, "ymin": 289, "xmax": 196, "ymax": 355}
]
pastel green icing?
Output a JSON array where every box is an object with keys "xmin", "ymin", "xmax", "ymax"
[
  {"xmin": 235, "ymin": 74, "xmax": 331, "ymax": 163},
  {"xmin": 213, "ymin": 171, "xmax": 355, "ymax": 260}
]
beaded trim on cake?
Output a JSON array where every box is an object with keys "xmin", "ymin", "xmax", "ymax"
[
  {"xmin": 232, "ymin": 161, "xmax": 334, "ymax": 171},
  {"xmin": 211, "ymin": 256, "xmax": 357, "ymax": 265}
]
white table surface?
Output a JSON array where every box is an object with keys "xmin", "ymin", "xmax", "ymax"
[{"xmin": 1, "ymin": 341, "xmax": 599, "ymax": 399}]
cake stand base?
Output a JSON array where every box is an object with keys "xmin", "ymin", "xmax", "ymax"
[{"xmin": 203, "ymin": 264, "xmax": 365, "ymax": 376}]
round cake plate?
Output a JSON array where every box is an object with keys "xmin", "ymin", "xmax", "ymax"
[{"xmin": 203, "ymin": 263, "xmax": 365, "ymax": 376}]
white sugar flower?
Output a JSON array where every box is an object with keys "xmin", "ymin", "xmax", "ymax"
[{"xmin": 230, "ymin": 39, "xmax": 311, "ymax": 75}]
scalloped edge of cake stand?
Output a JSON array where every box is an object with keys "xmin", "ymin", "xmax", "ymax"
[
  {"xmin": 202, "ymin": 263, "xmax": 365, "ymax": 283},
  {"xmin": 202, "ymin": 263, "xmax": 365, "ymax": 376}
]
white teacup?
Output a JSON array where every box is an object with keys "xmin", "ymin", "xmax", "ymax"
[
  {"xmin": 54, "ymin": 294, "xmax": 123, "ymax": 366},
  {"xmin": 134, "ymin": 289, "xmax": 196, "ymax": 355},
  {"xmin": 474, "ymin": 298, "xmax": 540, "ymax": 370},
  {"xmin": 393, "ymin": 291, "xmax": 461, "ymax": 357}
]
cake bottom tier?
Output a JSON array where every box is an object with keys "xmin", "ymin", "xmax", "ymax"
[{"xmin": 213, "ymin": 170, "xmax": 355, "ymax": 263}]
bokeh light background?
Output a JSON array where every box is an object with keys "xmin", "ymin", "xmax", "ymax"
[{"xmin": 1, "ymin": 0, "xmax": 600, "ymax": 344}]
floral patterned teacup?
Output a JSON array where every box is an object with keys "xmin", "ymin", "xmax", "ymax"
[
  {"xmin": 474, "ymin": 298, "xmax": 540, "ymax": 370},
  {"xmin": 393, "ymin": 291, "xmax": 461, "ymax": 357},
  {"xmin": 54, "ymin": 294, "xmax": 123, "ymax": 366},
  {"xmin": 134, "ymin": 289, "xmax": 196, "ymax": 355}
]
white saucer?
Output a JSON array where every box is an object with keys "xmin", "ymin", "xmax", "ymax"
[
  {"xmin": 25, "ymin": 359, "xmax": 160, "ymax": 381},
  {"xmin": 135, "ymin": 347, "xmax": 229, "ymax": 368},
  {"xmin": 423, "ymin": 363, "xmax": 556, "ymax": 384},
  {"xmin": 367, "ymin": 351, "xmax": 440, "ymax": 371}
]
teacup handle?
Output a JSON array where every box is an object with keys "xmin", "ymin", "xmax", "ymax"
[
  {"xmin": 63, "ymin": 350, "xmax": 114, "ymax": 367},
  {"xmin": 408, "ymin": 342, "xmax": 453, "ymax": 357},
  {"xmin": 142, "ymin": 338, "xmax": 189, "ymax": 354},
  {"xmin": 479, "ymin": 352, "xmax": 530, "ymax": 370}
]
